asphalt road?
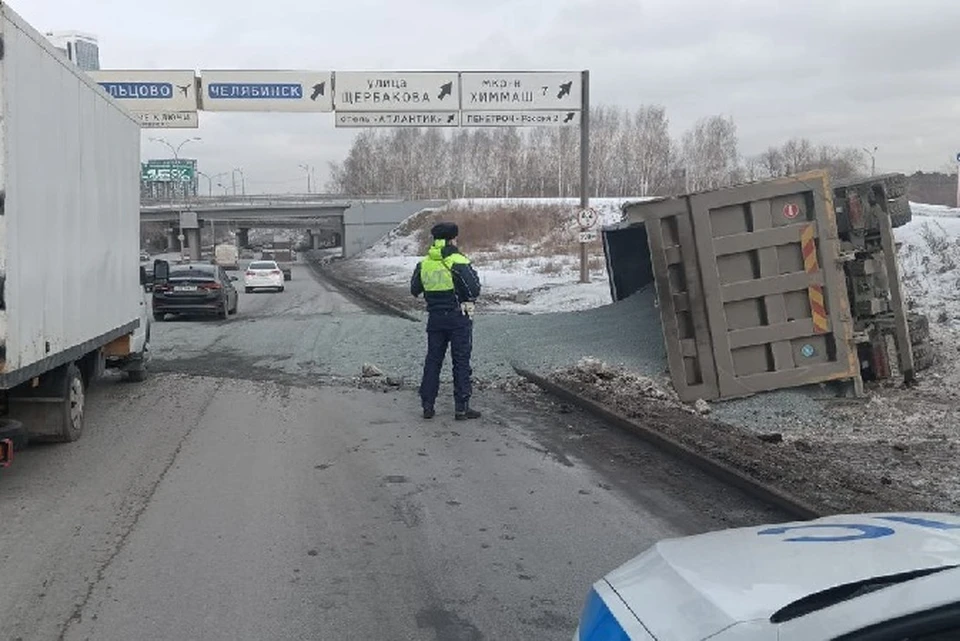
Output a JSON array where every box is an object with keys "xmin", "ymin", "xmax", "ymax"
[{"xmin": 0, "ymin": 262, "xmax": 786, "ymax": 641}]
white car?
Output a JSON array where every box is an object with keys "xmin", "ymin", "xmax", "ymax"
[
  {"xmin": 575, "ymin": 512, "xmax": 960, "ymax": 640},
  {"xmin": 243, "ymin": 260, "xmax": 284, "ymax": 293}
]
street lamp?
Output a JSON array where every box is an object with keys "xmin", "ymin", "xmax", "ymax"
[
  {"xmin": 149, "ymin": 136, "xmax": 201, "ymax": 161},
  {"xmin": 298, "ymin": 163, "xmax": 314, "ymax": 194},
  {"xmin": 862, "ymin": 146, "xmax": 878, "ymax": 176},
  {"xmin": 232, "ymin": 168, "xmax": 246, "ymax": 196},
  {"xmin": 197, "ymin": 171, "xmax": 229, "ymax": 197}
]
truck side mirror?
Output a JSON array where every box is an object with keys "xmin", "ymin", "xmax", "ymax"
[{"xmin": 153, "ymin": 259, "xmax": 169, "ymax": 282}]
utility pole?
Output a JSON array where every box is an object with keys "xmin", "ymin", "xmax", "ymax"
[
  {"xmin": 578, "ymin": 70, "xmax": 590, "ymax": 284},
  {"xmin": 299, "ymin": 163, "xmax": 313, "ymax": 194},
  {"xmin": 233, "ymin": 168, "xmax": 246, "ymax": 195}
]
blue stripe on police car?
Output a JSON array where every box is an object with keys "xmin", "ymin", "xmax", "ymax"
[{"xmin": 759, "ymin": 514, "xmax": 960, "ymax": 542}]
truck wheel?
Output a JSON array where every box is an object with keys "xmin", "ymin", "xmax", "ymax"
[
  {"xmin": 59, "ymin": 364, "xmax": 85, "ymax": 443},
  {"xmin": 126, "ymin": 367, "xmax": 146, "ymax": 383},
  {"xmin": 245, "ymin": 287, "xmax": 253, "ymax": 294},
  {"xmin": 887, "ymin": 196, "xmax": 912, "ymax": 228},
  {"xmin": 908, "ymin": 312, "xmax": 930, "ymax": 345},
  {"xmin": 911, "ymin": 341, "xmax": 935, "ymax": 372}
]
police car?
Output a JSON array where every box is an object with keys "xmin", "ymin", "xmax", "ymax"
[{"xmin": 575, "ymin": 512, "xmax": 960, "ymax": 640}]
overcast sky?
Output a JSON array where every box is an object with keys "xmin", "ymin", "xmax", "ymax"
[{"xmin": 22, "ymin": 0, "xmax": 960, "ymax": 194}]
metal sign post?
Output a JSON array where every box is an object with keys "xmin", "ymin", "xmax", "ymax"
[
  {"xmin": 579, "ymin": 70, "xmax": 590, "ymax": 284},
  {"xmin": 956, "ymin": 152, "xmax": 960, "ymax": 208}
]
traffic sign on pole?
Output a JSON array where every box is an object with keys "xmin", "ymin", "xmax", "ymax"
[
  {"xmin": 460, "ymin": 72, "xmax": 582, "ymax": 111},
  {"xmin": 199, "ymin": 70, "xmax": 333, "ymax": 112},
  {"xmin": 577, "ymin": 207, "xmax": 599, "ymax": 229},
  {"xmin": 334, "ymin": 72, "xmax": 459, "ymax": 112},
  {"xmin": 335, "ymin": 111, "xmax": 459, "ymax": 127}
]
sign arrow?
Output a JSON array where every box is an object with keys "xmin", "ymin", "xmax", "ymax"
[
  {"xmin": 310, "ymin": 82, "xmax": 326, "ymax": 101},
  {"xmin": 563, "ymin": 112, "xmax": 575, "ymax": 123},
  {"xmin": 557, "ymin": 81, "xmax": 573, "ymax": 99},
  {"xmin": 447, "ymin": 114, "xmax": 456, "ymax": 123},
  {"xmin": 438, "ymin": 82, "xmax": 453, "ymax": 100}
]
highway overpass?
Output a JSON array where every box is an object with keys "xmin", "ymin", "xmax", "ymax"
[{"xmin": 141, "ymin": 195, "xmax": 446, "ymax": 258}]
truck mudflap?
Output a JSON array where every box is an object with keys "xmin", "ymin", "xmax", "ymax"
[{"xmin": 0, "ymin": 418, "xmax": 26, "ymax": 468}]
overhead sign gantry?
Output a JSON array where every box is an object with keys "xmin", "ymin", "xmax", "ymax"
[{"xmin": 89, "ymin": 67, "xmax": 595, "ymax": 282}]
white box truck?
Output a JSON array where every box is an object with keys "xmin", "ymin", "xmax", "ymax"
[
  {"xmin": 0, "ymin": 3, "xmax": 150, "ymax": 466},
  {"xmin": 214, "ymin": 243, "xmax": 239, "ymax": 270}
]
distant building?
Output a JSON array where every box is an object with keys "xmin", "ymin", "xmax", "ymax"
[{"xmin": 44, "ymin": 31, "xmax": 100, "ymax": 71}]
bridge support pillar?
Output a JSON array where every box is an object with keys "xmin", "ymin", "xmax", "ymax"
[
  {"xmin": 166, "ymin": 226, "xmax": 181, "ymax": 251},
  {"xmin": 311, "ymin": 231, "xmax": 321, "ymax": 250},
  {"xmin": 185, "ymin": 228, "xmax": 201, "ymax": 261},
  {"xmin": 237, "ymin": 228, "xmax": 250, "ymax": 248}
]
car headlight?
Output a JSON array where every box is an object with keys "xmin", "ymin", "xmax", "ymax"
[{"xmin": 577, "ymin": 588, "xmax": 630, "ymax": 640}]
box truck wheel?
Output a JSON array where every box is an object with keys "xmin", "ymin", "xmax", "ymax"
[{"xmin": 58, "ymin": 364, "xmax": 85, "ymax": 442}]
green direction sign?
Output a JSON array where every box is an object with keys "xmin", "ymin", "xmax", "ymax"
[{"xmin": 141, "ymin": 159, "xmax": 196, "ymax": 183}]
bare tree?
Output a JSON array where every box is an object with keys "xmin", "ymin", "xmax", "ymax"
[
  {"xmin": 681, "ymin": 115, "xmax": 739, "ymax": 191},
  {"xmin": 327, "ymin": 106, "xmax": 869, "ymax": 200},
  {"xmin": 628, "ymin": 105, "xmax": 673, "ymax": 196}
]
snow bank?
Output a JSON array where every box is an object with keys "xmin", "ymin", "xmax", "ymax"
[
  {"xmin": 896, "ymin": 204, "xmax": 960, "ymax": 328},
  {"xmin": 348, "ymin": 197, "xmax": 650, "ymax": 314}
]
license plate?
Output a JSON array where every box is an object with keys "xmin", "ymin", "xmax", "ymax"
[{"xmin": 174, "ymin": 285, "xmax": 197, "ymax": 292}]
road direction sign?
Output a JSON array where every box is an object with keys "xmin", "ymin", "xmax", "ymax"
[
  {"xmin": 334, "ymin": 72, "xmax": 459, "ymax": 112},
  {"xmin": 577, "ymin": 207, "xmax": 599, "ymax": 229},
  {"xmin": 462, "ymin": 110, "xmax": 580, "ymax": 127},
  {"xmin": 199, "ymin": 70, "xmax": 333, "ymax": 112},
  {"xmin": 461, "ymin": 72, "xmax": 582, "ymax": 111},
  {"xmin": 335, "ymin": 112, "xmax": 460, "ymax": 128},
  {"xmin": 88, "ymin": 70, "xmax": 198, "ymax": 112},
  {"xmin": 142, "ymin": 159, "xmax": 196, "ymax": 183},
  {"xmin": 134, "ymin": 111, "xmax": 199, "ymax": 129},
  {"xmin": 578, "ymin": 230, "xmax": 598, "ymax": 243}
]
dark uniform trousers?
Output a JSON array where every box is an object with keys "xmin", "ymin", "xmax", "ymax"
[{"xmin": 419, "ymin": 309, "xmax": 473, "ymax": 411}]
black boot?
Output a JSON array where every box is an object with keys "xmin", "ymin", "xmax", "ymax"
[
  {"xmin": 455, "ymin": 407, "xmax": 481, "ymax": 420},
  {"xmin": 423, "ymin": 407, "xmax": 435, "ymax": 419}
]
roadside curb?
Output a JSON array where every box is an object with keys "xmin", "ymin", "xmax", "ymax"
[
  {"xmin": 307, "ymin": 259, "xmax": 421, "ymax": 323},
  {"xmin": 511, "ymin": 364, "xmax": 822, "ymax": 520}
]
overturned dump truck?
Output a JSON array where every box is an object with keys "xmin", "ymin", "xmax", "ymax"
[{"xmin": 603, "ymin": 170, "xmax": 922, "ymax": 403}]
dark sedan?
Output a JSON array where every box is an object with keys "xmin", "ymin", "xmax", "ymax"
[{"xmin": 152, "ymin": 263, "xmax": 239, "ymax": 321}]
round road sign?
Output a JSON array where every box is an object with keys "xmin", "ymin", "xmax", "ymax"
[
  {"xmin": 783, "ymin": 203, "xmax": 801, "ymax": 219},
  {"xmin": 577, "ymin": 207, "xmax": 599, "ymax": 229},
  {"xmin": 956, "ymin": 152, "xmax": 960, "ymax": 164}
]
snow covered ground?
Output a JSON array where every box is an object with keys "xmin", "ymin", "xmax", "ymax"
[
  {"xmin": 899, "ymin": 203, "xmax": 960, "ymax": 328},
  {"xmin": 345, "ymin": 197, "xmax": 651, "ymax": 313},
  {"xmin": 351, "ymin": 197, "xmax": 960, "ymax": 319}
]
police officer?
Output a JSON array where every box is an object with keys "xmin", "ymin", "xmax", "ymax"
[{"xmin": 410, "ymin": 222, "xmax": 482, "ymax": 420}]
